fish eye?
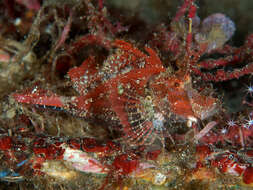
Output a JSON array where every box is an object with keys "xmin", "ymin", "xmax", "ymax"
[{"xmin": 174, "ymin": 82, "xmax": 180, "ymax": 88}]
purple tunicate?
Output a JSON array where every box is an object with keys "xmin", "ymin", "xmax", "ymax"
[
  {"xmin": 195, "ymin": 13, "xmax": 236, "ymax": 52},
  {"xmin": 202, "ymin": 13, "xmax": 235, "ymax": 41}
]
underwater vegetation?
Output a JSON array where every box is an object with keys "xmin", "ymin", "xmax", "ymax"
[{"xmin": 0, "ymin": 0, "xmax": 253, "ymax": 189}]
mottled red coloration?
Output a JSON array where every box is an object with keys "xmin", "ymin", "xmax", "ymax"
[
  {"xmin": 246, "ymin": 150, "xmax": 253, "ymax": 157},
  {"xmin": 196, "ymin": 145, "xmax": 212, "ymax": 161},
  {"xmin": 211, "ymin": 152, "xmax": 248, "ymax": 177},
  {"xmin": 1, "ymin": 0, "xmax": 253, "ymax": 188},
  {"xmin": 68, "ymin": 139, "xmax": 81, "ymax": 149},
  {"xmin": 12, "ymin": 0, "xmax": 232, "ymax": 147},
  {"xmin": 112, "ymin": 154, "xmax": 139, "ymax": 175},
  {"xmin": 0, "ymin": 136, "xmax": 12, "ymax": 151},
  {"xmin": 243, "ymin": 167, "xmax": 253, "ymax": 184},
  {"xmin": 173, "ymin": 0, "xmax": 195, "ymax": 22},
  {"xmin": 0, "ymin": 128, "xmax": 252, "ymax": 186},
  {"xmin": 33, "ymin": 138, "xmax": 65, "ymax": 160},
  {"xmin": 13, "ymin": 39, "xmax": 218, "ymax": 145},
  {"xmin": 13, "ymin": 89, "xmax": 64, "ymax": 108},
  {"xmin": 82, "ymin": 138, "xmax": 118, "ymax": 154}
]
